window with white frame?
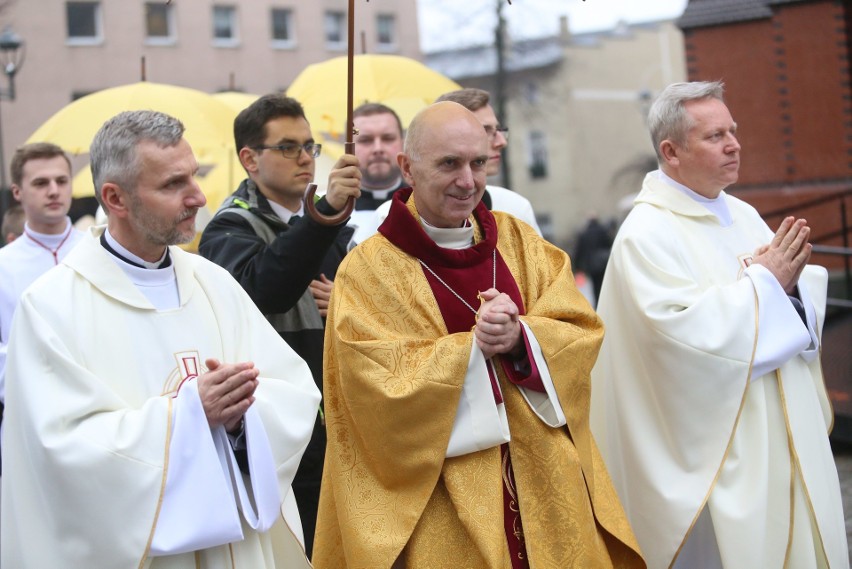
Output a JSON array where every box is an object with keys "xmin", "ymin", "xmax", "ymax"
[
  {"xmin": 271, "ymin": 8, "xmax": 295, "ymax": 47},
  {"xmin": 324, "ymin": 11, "xmax": 345, "ymax": 49},
  {"xmin": 66, "ymin": 1, "xmax": 102, "ymax": 44},
  {"xmin": 527, "ymin": 131, "xmax": 549, "ymax": 179},
  {"xmin": 212, "ymin": 5, "xmax": 238, "ymax": 44},
  {"xmin": 145, "ymin": 2, "xmax": 175, "ymax": 45},
  {"xmin": 376, "ymin": 14, "xmax": 396, "ymax": 50}
]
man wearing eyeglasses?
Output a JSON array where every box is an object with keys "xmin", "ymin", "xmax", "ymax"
[
  {"xmin": 435, "ymin": 88, "xmax": 542, "ymax": 236},
  {"xmin": 198, "ymin": 94, "xmax": 361, "ymax": 558}
]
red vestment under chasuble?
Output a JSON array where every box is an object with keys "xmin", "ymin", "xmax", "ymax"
[{"xmin": 313, "ymin": 189, "xmax": 644, "ymax": 569}]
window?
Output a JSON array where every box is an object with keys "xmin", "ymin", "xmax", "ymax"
[
  {"xmin": 271, "ymin": 8, "xmax": 295, "ymax": 47},
  {"xmin": 324, "ymin": 11, "xmax": 345, "ymax": 49},
  {"xmin": 527, "ymin": 131, "xmax": 549, "ymax": 179},
  {"xmin": 66, "ymin": 2, "xmax": 102, "ymax": 44},
  {"xmin": 145, "ymin": 3, "xmax": 175, "ymax": 45},
  {"xmin": 212, "ymin": 5, "xmax": 238, "ymax": 45},
  {"xmin": 376, "ymin": 14, "xmax": 396, "ymax": 50}
]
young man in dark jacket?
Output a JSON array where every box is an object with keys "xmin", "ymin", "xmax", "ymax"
[{"xmin": 199, "ymin": 94, "xmax": 360, "ymax": 557}]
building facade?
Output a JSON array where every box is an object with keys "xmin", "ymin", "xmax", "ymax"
[
  {"xmin": 0, "ymin": 0, "xmax": 420, "ymax": 211},
  {"xmin": 678, "ymin": 0, "xmax": 852, "ymax": 264},
  {"xmin": 427, "ymin": 17, "xmax": 687, "ymax": 247}
]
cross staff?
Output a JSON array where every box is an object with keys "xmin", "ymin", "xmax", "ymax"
[
  {"xmin": 302, "ymin": 0, "xmax": 513, "ymax": 224},
  {"xmin": 303, "ymin": 0, "xmax": 362, "ymax": 225}
]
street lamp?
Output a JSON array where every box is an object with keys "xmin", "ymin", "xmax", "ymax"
[
  {"xmin": 0, "ymin": 26, "xmax": 24, "ymax": 101},
  {"xmin": 0, "ymin": 25, "xmax": 25, "ymax": 215}
]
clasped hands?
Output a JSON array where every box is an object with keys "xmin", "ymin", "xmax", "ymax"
[
  {"xmin": 475, "ymin": 288, "xmax": 523, "ymax": 360},
  {"xmin": 198, "ymin": 358, "xmax": 258, "ymax": 433},
  {"xmin": 752, "ymin": 216, "xmax": 812, "ymax": 294}
]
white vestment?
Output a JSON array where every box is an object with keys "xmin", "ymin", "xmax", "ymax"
[
  {"xmin": 485, "ymin": 185, "xmax": 542, "ymax": 236},
  {"xmin": 590, "ymin": 172, "xmax": 848, "ymax": 569},
  {"xmin": 0, "ymin": 220, "xmax": 83, "ymax": 401},
  {"xmin": 1, "ymin": 228, "xmax": 320, "ymax": 568}
]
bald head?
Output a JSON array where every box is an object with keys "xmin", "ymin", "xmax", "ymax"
[
  {"xmin": 398, "ymin": 102, "xmax": 490, "ymax": 228},
  {"xmin": 404, "ymin": 101, "xmax": 486, "ymax": 158}
]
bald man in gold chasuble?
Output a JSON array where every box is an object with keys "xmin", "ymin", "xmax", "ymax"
[{"xmin": 313, "ymin": 102, "xmax": 644, "ymax": 569}]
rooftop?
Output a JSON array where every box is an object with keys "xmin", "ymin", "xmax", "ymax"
[{"xmin": 677, "ymin": 0, "xmax": 809, "ymax": 30}]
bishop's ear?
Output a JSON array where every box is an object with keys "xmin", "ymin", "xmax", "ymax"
[{"xmin": 397, "ymin": 153, "xmax": 415, "ymax": 187}]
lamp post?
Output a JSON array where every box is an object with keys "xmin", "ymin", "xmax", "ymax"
[{"xmin": 0, "ymin": 26, "xmax": 25, "ymax": 215}]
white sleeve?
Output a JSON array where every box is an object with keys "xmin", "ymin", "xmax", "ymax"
[
  {"xmin": 0, "ymin": 342, "xmax": 6, "ymax": 403},
  {"xmin": 745, "ymin": 264, "xmax": 814, "ymax": 380},
  {"xmin": 223, "ymin": 403, "xmax": 282, "ymax": 532},
  {"xmin": 514, "ymin": 322, "xmax": 567, "ymax": 427},
  {"xmin": 794, "ymin": 275, "xmax": 821, "ymax": 362},
  {"xmin": 150, "ymin": 379, "xmax": 283, "ymax": 556},
  {"xmin": 150, "ymin": 379, "xmax": 242, "ymax": 556},
  {"xmin": 446, "ymin": 340, "xmax": 511, "ymax": 458}
]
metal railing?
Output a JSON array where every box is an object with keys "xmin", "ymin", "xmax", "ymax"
[{"xmin": 759, "ymin": 187, "xmax": 851, "ymax": 309}]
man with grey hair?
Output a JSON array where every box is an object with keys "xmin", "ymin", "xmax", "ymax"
[
  {"xmin": 1, "ymin": 110, "xmax": 320, "ymax": 568},
  {"xmin": 590, "ymin": 81, "xmax": 848, "ymax": 568}
]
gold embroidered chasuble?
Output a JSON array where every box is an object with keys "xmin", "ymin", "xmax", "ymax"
[{"xmin": 313, "ymin": 192, "xmax": 644, "ymax": 568}]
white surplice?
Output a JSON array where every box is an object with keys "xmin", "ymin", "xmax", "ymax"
[
  {"xmin": 0, "ymin": 220, "xmax": 83, "ymax": 402},
  {"xmin": 590, "ymin": 172, "xmax": 848, "ymax": 569},
  {"xmin": 1, "ymin": 227, "xmax": 320, "ymax": 568}
]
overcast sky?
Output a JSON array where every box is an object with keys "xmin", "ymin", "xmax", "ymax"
[{"xmin": 417, "ymin": 0, "xmax": 689, "ymax": 53}]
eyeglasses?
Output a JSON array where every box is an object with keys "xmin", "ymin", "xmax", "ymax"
[
  {"xmin": 253, "ymin": 143, "xmax": 322, "ymax": 159},
  {"xmin": 484, "ymin": 125, "xmax": 509, "ymax": 140}
]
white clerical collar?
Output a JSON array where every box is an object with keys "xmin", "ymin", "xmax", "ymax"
[
  {"xmin": 103, "ymin": 228, "xmax": 179, "ymax": 310},
  {"xmin": 363, "ymin": 177, "xmax": 402, "ymax": 200},
  {"xmin": 420, "ymin": 217, "xmax": 474, "ymax": 250},
  {"xmin": 656, "ymin": 169, "xmax": 733, "ymax": 227},
  {"xmin": 23, "ymin": 218, "xmax": 72, "ymax": 247},
  {"xmin": 268, "ymin": 200, "xmax": 303, "ymax": 224},
  {"xmin": 105, "ymin": 228, "xmax": 169, "ymax": 269}
]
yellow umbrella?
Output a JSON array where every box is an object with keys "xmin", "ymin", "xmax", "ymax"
[
  {"xmin": 287, "ymin": 54, "xmax": 461, "ymax": 136},
  {"xmin": 212, "ymin": 91, "xmax": 260, "ymax": 114},
  {"xmin": 71, "ymin": 164, "xmax": 95, "ymax": 199},
  {"xmin": 27, "ymin": 81, "xmax": 236, "ymax": 161},
  {"xmin": 72, "ymin": 155, "xmax": 234, "ymax": 213}
]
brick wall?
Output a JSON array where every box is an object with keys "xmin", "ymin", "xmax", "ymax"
[
  {"xmin": 683, "ymin": 0, "xmax": 851, "ymax": 187},
  {"xmin": 682, "ymin": 0, "xmax": 852, "ymax": 269}
]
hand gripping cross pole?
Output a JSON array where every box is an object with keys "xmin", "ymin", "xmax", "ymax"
[{"xmin": 303, "ymin": 0, "xmax": 361, "ymax": 226}]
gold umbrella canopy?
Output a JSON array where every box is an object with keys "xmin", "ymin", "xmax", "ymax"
[
  {"xmin": 287, "ymin": 54, "xmax": 461, "ymax": 137},
  {"xmin": 211, "ymin": 91, "xmax": 260, "ymax": 114},
  {"xmin": 27, "ymin": 81, "xmax": 236, "ymax": 160},
  {"xmin": 71, "ymin": 156, "xmax": 232, "ymax": 213}
]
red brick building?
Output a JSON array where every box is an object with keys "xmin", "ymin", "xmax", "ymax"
[{"xmin": 678, "ymin": 0, "xmax": 852, "ymax": 263}]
